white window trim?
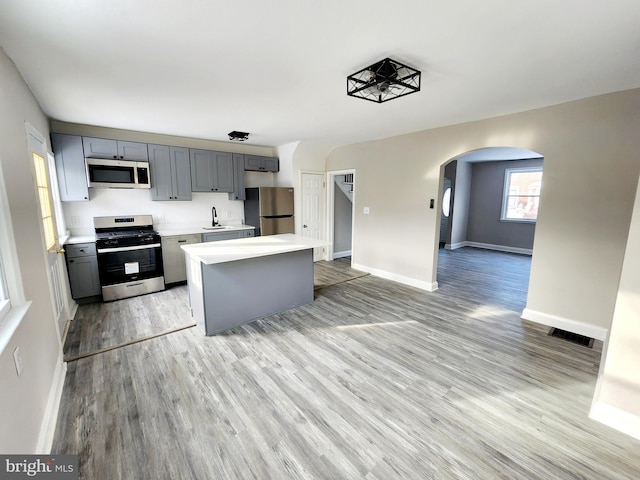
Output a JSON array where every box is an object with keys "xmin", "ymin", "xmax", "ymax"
[
  {"xmin": 0, "ymin": 153, "xmax": 30, "ymax": 355},
  {"xmin": 501, "ymin": 166, "xmax": 543, "ymax": 223}
]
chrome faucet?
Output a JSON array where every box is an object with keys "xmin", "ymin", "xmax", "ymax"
[{"xmin": 211, "ymin": 206, "xmax": 219, "ymax": 226}]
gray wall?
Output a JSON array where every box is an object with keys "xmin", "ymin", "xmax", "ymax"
[
  {"xmin": 334, "ymin": 177, "xmax": 353, "ymax": 254},
  {"xmin": 467, "ymin": 158, "xmax": 543, "ymax": 249}
]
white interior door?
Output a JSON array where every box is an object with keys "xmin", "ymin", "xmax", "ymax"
[
  {"xmin": 301, "ymin": 173, "xmax": 325, "ymax": 261},
  {"xmin": 26, "ymin": 124, "xmax": 68, "ymax": 343}
]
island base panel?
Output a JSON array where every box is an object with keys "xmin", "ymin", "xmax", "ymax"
[{"xmin": 200, "ymin": 248, "xmax": 313, "ymax": 335}]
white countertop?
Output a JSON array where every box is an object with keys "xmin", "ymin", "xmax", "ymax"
[
  {"xmin": 157, "ymin": 224, "xmax": 255, "ymax": 236},
  {"xmin": 181, "ymin": 234, "xmax": 326, "ymax": 265},
  {"xmin": 64, "ymin": 235, "xmax": 96, "ymax": 245},
  {"xmin": 63, "ymin": 224, "xmax": 255, "ymax": 244}
]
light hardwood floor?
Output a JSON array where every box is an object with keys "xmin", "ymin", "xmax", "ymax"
[{"xmin": 53, "ymin": 248, "xmax": 640, "ymax": 479}]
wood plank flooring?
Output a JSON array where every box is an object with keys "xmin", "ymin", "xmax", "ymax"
[{"xmin": 53, "ymin": 248, "xmax": 640, "ymax": 479}]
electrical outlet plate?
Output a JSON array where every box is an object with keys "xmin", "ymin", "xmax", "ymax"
[{"xmin": 13, "ymin": 346, "xmax": 23, "ymax": 376}]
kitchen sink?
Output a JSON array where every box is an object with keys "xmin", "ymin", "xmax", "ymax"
[{"xmin": 202, "ymin": 226, "xmax": 233, "ymax": 230}]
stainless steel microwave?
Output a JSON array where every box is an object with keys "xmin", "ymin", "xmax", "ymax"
[{"xmin": 85, "ymin": 158, "xmax": 151, "ymax": 189}]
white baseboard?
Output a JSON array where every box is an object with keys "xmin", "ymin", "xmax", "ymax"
[
  {"xmin": 36, "ymin": 351, "xmax": 67, "ymax": 454},
  {"xmin": 351, "ymin": 262, "xmax": 438, "ymax": 292},
  {"xmin": 332, "ymin": 250, "xmax": 352, "ymax": 259},
  {"xmin": 445, "ymin": 242, "xmax": 466, "ymax": 250},
  {"xmin": 590, "ymin": 401, "xmax": 640, "ymax": 442},
  {"xmin": 521, "ymin": 307, "xmax": 608, "ymax": 341},
  {"xmin": 465, "ymin": 241, "xmax": 532, "ymax": 255}
]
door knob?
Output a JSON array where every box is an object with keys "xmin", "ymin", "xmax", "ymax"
[
  {"xmin": 56, "ymin": 248, "xmax": 66, "ymax": 254},
  {"xmin": 303, "ymin": 224, "xmax": 308, "ymax": 228}
]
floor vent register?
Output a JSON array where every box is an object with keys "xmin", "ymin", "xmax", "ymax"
[{"xmin": 548, "ymin": 327, "xmax": 595, "ymax": 348}]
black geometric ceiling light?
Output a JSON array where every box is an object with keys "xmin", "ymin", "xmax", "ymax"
[
  {"xmin": 228, "ymin": 131, "xmax": 249, "ymax": 141},
  {"xmin": 347, "ymin": 57, "xmax": 421, "ymax": 103}
]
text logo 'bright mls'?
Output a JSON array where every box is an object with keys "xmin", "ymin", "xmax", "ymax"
[{"xmin": 1, "ymin": 455, "xmax": 78, "ymax": 479}]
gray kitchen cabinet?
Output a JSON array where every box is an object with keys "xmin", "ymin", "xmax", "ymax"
[
  {"xmin": 190, "ymin": 149, "xmax": 234, "ymax": 192},
  {"xmin": 65, "ymin": 242, "xmax": 101, "ymax": 300},
  {"xmin": 244, "ymin": 229, "xmax": 255, "ymax": 238},
  {"xmin": 244, "ymin": 154, "xmax": 279, "ymax": 172},
  {"xmin": 201, "ymin": 230, "xmax": 248, "ymax": 242},
  {"xmin": 148, "ymin": 144, "xmax": 192, "ymax": 201},
  {"xmin": 161, "ymin": 234, "xmax": 201, "ymax": 284},
  {"xmin": 228, "ymin": 153, "xmax": 246, "ymax": 201},
  {"xmin": 51, "ymin": 133, "xmax": 89, "ymax": 201},
  {"xmin": 82, "ymin": 137, "xmax": 149, "ymax": 161}
]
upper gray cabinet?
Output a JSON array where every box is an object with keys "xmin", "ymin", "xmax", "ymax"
[
  {"xmin": 229, "ymin": 153, "xmax": 246, "ymax": 201},
  {"xmin": 82, "ymin": 137, "xmax": 149, "ymax": 161},
  {"xmin": 190, "ymin": 149, "xmax": 234, "ymax": 193},
  {"xmin": 244, "ymin": 154, "xmax": 279, "ymax": 172},
  {"xmin": 148, "ymin": 144, "xmax": 192, "ymax": 201},
  {"xmin": 51, "ymin": 133, "xmax": 89, "ymax": 201}
]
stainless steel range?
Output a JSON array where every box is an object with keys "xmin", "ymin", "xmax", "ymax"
[{"xmin": 94, "ymin": 215, "xmax": 164, "ymax": 301}]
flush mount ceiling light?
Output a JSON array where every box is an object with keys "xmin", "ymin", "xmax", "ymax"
[
  {"xmin": 228, "ymin": 131, "xmax": 249, "ymax": 141},
  {"xmin": 347, "ymin": 57, "xmax": 421, "ymax": 103}
]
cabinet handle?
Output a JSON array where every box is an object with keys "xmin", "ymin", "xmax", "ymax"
[
  {"xmin": 177, "ymin": 240, "xmax": 187, "ymax": 243},
  {"xmin": 303, "ymin": 224, "xmax": 308, "ymax": 228},
  {"xmin": 113, "ymin": 155, "xmax": 117, "ymax": 159}
]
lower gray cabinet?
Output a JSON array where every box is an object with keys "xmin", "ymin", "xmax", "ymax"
[
  {"xmin": 65, "ymin": 243, "xmax": 101, "ymax": 300},
  {"xmin": 161, "ymin": 234, "xmax": 201, "ymax": 284},
  {"xmin": 201, "ymin": 228, "xmax": 255, "ymax": 243}
]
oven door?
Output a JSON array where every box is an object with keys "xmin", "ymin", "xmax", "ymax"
[{"xmin": 97, "ymin": 244, "xmax": 164, "ymax": 286}]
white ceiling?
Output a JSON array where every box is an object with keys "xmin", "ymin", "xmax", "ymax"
[{"xmin": 1, "ymin": 1, "xmax": 639, "ymax": 148}]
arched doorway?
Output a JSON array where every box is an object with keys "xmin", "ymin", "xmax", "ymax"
[{"xmin": 435, "ymin": 146, "xmax": 544, "ymax": 312}]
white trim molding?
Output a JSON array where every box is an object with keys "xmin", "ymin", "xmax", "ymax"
[
  {"xmin": 590, "ymin": 401, "xmax": 640, "ymax": 442},
  {"xmin": 333, "ymin": 250, "xmax": 351, "ymax": 259},
  {"xmin": 352, "ymin": 262, "xmax": 438, "ymax": 292},
  {"xmin": 36, "ymin": 352, "xmax": 67, "ymax": 453},
  {"xmin": 521, "ymin": 307, "xmax": 608, "ymax": 341},
  {"xmin": 447, "ymin": 241, "xmax": 532, "ymax": 255}
]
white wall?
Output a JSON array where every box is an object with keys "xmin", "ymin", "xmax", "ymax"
[
  {"xmin": 591, "ymin": 172, "xmax": 640, "ymax": 440},
  {"xmin": 326, "ymin": 89, "xmax": 640, "ymax": 335},
  {"xmin": 0, "ymin": 47, "xmax": 63, "ymax": 453},
  {"xmin": 63, "ymin": 190, "xmax": 245, "ymax": 236}
]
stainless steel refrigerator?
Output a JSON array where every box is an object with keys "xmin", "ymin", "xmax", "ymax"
[{"xmin": 244, "ymin": 187, "xmax": 294, "ymax": 236}]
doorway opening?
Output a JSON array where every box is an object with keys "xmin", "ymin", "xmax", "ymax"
[
  {"xmin": 326, "ymin": 169, "xmax": 355, "ymax": 263},
  {"xmin": 435, "ymin": 147, "xmax": 544, "ymax": 313}
]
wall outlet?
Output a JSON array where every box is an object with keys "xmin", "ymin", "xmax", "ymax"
[
  {"xmin": 13, "ymin": 346, "xmax": 23, "ymax": 376},
  {"xmin": 363, "ymin": 207, "xmax": 370, "ymax": 215},
  {"xmin": 226, "ymin": 211, "xmax": 232, "ymax": 219},
  {"xmin": 71, "ymin": 216, "xmax": 79, "ymax": 226}
]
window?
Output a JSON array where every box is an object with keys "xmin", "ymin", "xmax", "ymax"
[
  {"xmin": 501, "ymin": 167, "xmax": 543, "ymax": 222},
  {"xmin": 33, "ymin": 152, "xmax": 57, "ymax": 250},
  {"xmin": 442, "ymin": 187, "xmax": 451, "ymax": 217},
  {"xmin": 0, "ymin": 155, "xmax": 26, "ymax": 331}
]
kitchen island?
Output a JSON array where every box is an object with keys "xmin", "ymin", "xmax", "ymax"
[{"xmin": 181, "ymin": 234, "xmax": 326, "ymax": 335}]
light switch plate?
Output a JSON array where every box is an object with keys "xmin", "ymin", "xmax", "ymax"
[{"xmin": 363, "ymin": 207, "xmax": 370, "ymax": 214}]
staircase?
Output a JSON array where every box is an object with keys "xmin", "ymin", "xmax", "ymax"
[{"xmin": 335, "ymin": 174, "xmax": 353, "ymax": 202}]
